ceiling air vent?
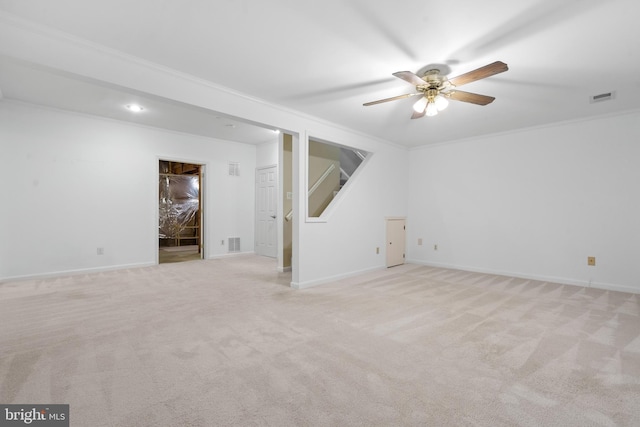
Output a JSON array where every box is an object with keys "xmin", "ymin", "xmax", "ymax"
[{"xmin": 590, "ymin": 91, "xmax": 615, "ymax": 103}]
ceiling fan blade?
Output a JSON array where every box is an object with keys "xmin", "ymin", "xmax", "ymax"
[
  {"xmin": 411, "ymin": 108, "xmax": 426, "ymax": 119},
  {"xmin": 447, "ymin": 90, "xmax": 496, "ymax": 106},
  {"xmin": 363, "ymin": 92, "xmax": 421, "ymax": 106},
  {"xmin": 392, "ymin": 71, "xmax": 427, "ymax": 86},
  {"xmin": 448, "ymin": 61, "xmax": 508, "ymax": 87}
]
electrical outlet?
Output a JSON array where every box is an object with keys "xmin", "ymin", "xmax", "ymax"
[
  {"xmin": 376, "ymin": 247, "xmax": 380, "ymax": 254},
  {"xmin": 221, "ymin": 240, "xmax": 225, "ymax": 245},
  {"xmin": 588, "ymin": 256, "xmax": 596, "ymax": 266},
  {"xmin": 418, "ymin": 238, "xmax": 423, "ymax": 246},
  {"xmin": 97, "ymin": 247, "xmax": 104, "ymax": 255},
  {"xmin": 434, "ymin": 244, "xmax": 438, "ymax": 251}
]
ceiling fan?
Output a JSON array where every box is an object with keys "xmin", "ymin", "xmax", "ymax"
[{"xmin": 363, "ymin": 61, "xmax": 508, "ymax": 119}]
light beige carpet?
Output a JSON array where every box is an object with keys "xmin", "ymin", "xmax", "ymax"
[{"xmin": 1, "ymin": 256, "xmax": 639, "ymax": 426}]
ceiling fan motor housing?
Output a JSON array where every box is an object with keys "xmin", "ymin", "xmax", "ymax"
[{"xmin": 418, "ymin": 70, "xmax": 451, "ymax": 97}]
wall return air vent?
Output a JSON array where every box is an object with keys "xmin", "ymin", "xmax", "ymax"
[
  {"xmin": 228, "ymin": 237, "xmax": 240, "ymax": 253},
  {"xmin": 590, "ymin": 91, "xmax": 615, "ymax": 103}
]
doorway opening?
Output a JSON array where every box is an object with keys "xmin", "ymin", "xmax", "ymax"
[
  {"xmin": 159, "ymin": 160, "xmax": 203, "ymax": 264},
  {"xmin": 281, "ymin": 133, "xmax": 293, "ymax": 272}
]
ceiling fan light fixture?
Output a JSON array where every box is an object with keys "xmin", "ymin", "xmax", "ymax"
[
  {"xmin": 363, "ymin": 61, "xmax": 508, "ymax": 119},
  {"xmin": 434, "ymin": 94, "xmax": 449, "ymax": 111},
  {"xmin": 412, "ymin": 96, "xmax": 428, "ymax": 113},
  {"xmin": 425, "ymin": 102, "xmax": 438, "ymax": 117}
]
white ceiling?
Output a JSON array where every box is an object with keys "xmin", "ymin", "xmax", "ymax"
[
  {"xmin": 1, "ymin": 0, "xmax": 639, "ymax": 147},
  {"xmin": 0, "ymin": 57, "xmax": 281, "ymax": 145}
]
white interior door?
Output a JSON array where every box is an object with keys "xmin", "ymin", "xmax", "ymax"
[
  {"xmin": 256, "ymin": 165, "xmax": 278, "ymax": 258},
  {"xmin": 386, "ymin": 218, "xmax": 406, "ymax": 267}
]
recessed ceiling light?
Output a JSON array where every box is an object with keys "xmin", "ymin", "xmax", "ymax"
[
  {"xmin": 273, "ymin": 129, "xmax": 281, "ymax": 134},
  {"xmin": 125, "ymin": 104, "xmax": 144, "ymax": 112}
]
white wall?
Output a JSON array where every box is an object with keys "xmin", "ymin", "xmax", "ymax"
[
  {"xmin": 0, "ymin": 101, "xmax": 256, "ymax": 280},
  {"xmin": 256, "ymin": 140, "xmax": 278, "ymax": 168},
  {"xmin": 0, "ymin": 21, "xmax": 410, "ymax": 287},
  {"xmin": 407, "ymin": 111, "xmax": 640, "ymax": 293},
  {"xmin": 294, "ymin": 132, "xmax": 409, "ymax": 288}
]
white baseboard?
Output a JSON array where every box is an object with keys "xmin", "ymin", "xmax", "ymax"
[
  {"xmin": 0, "ymin": 261, "xmax": 156, "ymax": 283},
  {"xmin": 207, "ymin": 251, "xmax": 256, "ymax": 260},
  {"xmin": 278, "ymin": 266, "xmax": 292, "ymax": 273},
  {"xmin": 406, "ymin": 258, "xmax": 639, "ymax": 295},
  {"xmin": 291, "ymin": 265, "xmax": 385, "ymax": 290}
]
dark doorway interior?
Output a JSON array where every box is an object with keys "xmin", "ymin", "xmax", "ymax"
[{"xmin": 159, "ymin": 160, "xmax": 202, "ymax": 263}]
